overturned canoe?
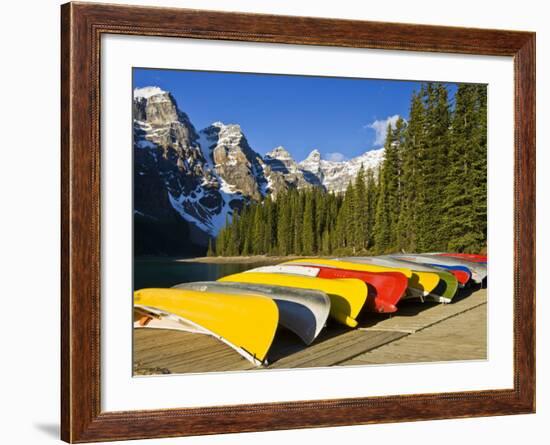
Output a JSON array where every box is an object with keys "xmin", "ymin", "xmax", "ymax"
[
  {"xmin": 422, "ymin": 263, "xmax": 471, "ymax": 285},
  {"xmin": 219, "ymin": 272, "xmax": 367, "ymax": 328},
  {"xmin": 392, "ymin": 254, "xmax": 487, "ymax": 284},
  {"xmin": 335, "ymin": 257, "xmax": 440, "ymax": 299},
  {"xmin": 262, "ymin": 262, "xmax": 407, "ymax": 313},
  {"xmin": 310, "ymin": 267, "xmax": 407, "ymax": 314},
  {"xmin": 133, "ymin": 288, "xmax": 279, "ymax": 365},
  {"xmin": 286, "ymin": 258, "xmax": 412, "ymax": 277},
  {"xmin": 173, "ymin": 281, "xmax": 330, "ymax": 345},
  {"xmin": 437, "ymin": 253, "xmax": 487, "ymax": 263},
  {"xmin": 372, "ymin": 256, "xmax": 459, "ymax": 302}
]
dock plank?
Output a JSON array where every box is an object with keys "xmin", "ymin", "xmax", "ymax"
[
  {"xmin": 358, "ymin": 287, "xmax": 487, "ymax": 333},
  {"xmin": 270, "ymin": 331, "xmax": 406, "ymax": 369},
  {"xmin": 345, "ymin": 302, "xmax": 487, "ymax": 365}
]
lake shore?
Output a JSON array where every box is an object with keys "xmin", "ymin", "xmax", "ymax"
[{"xmin": 175, "ymin": 255, "xmax": 325, "ymax": 264}]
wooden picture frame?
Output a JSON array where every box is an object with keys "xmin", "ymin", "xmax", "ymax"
[{"xmin": 61, "ymin": 2, "xmax": 535, "ymax": 442}]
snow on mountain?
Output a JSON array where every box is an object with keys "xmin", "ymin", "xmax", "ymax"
[
  {"xmin": 133, "ymin": 85, "xmax": 385, "ymax": 255},
  {"xmin": 299, "ymin": 147, "xmax": 385, "ymax": 193},
  {"xmin": 133, "ymin": 88, "xmax": 250, "ymax": 252},
  {"xmin": 262, "ymin": 146, "xmax": 323, "ymax": 195},
  {"xmin": 133, "ymin": 86, "xmax": 166, "ymax": 99},
  {"xmin": 264, "ymin": 146, "xmax": 302, "ymax": 175}
]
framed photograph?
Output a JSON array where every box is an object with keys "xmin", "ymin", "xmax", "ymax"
[{"xmin": 61, "ymin": 2, "xmax": 535, "ymax": 442}]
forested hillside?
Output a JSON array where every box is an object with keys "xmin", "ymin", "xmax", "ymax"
[{"xmin": 213, "ymin": 82, "xmax": 487, "ymax": 256}]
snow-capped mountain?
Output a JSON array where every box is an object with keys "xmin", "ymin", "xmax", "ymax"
[
  {"xmin": 299, "ymin": 148, "xmax": 385, "ymax": 193},
  {"xmin": 133, "ymin": 86, "xmax": 384, "ymax": 255},
  {"xmin": 133, "ymin": 88, "xmax": 250, "ymax": 254},
  {"xmin": 263, "ymin": 146, "xmax": 323, "ymax": 194}
]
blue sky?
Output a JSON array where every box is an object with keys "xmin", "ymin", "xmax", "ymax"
[{"xmin": 134, "ymin": 68, "xmax": 457, "ymax": 162}]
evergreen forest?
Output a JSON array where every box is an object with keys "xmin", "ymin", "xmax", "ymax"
[{"xmin": 211, "ymin": 82, "xmax": 487, "ymax": 257}]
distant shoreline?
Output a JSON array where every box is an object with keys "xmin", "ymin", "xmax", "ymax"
[{"xmin": 175, "ymin": 255, "xmax": 323, "ymax": 264}]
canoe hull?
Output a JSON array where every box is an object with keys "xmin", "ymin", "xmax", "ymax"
[
  {"xmin": 219, "ymin": 272, "xmax": 367, "ymax": 328},
  {"xmin": 286, "ymin": 258, "xmax": 412, "ymax": 277},
  {"xmin": 438, "ymin": 253, "xmax": 487, "ymax": 263},
  {"xmin": 173, "ymin": 281, "xmax": 330, "ymax": 345},
  {"xmin": 423, "ymin": 263, "xmax": 471, "ymax": 285},
  {"xmin": 337, "ymin": 256, "xmax": 440, "ymax": 298},
  {"xmin": 279, "ymin": 263, "xmax": 408, "ymax": 313},
  {"xmin": 392, "ymin": 254, "xmax": 487, "ymax": 283},
  {"xmin": 133, "ymin": 288, "xmax": 279, "ymax": 365}
]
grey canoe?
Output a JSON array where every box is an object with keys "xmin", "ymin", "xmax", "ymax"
[
  {"xmin": 173, "ymin": 281, "xmax": 331, "ymax": 345},
  {"xmin": 389, "ymin": 254, "xmax": 487, "ymax": 283},
  {"xmin": 337, "ymin": 256, "xmax": 455, "ymax": 303}
]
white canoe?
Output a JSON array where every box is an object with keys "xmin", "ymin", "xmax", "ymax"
[{"xmin": 390, "ymin": 254, "xmax": 487, "ymax": 283}]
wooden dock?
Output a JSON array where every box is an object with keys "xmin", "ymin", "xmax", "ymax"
[{"xmin": 133, "ymin": 286, "xmax": 487, "ymax": 375}]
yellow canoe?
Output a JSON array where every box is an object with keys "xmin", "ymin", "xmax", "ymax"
[
  {"xmin": 219, "ymin": 272, "xmax": 367, "ymax": 328},
  {"xmin": 134, "ymin": 288, "xmax": 279, "ymax": 365},
  {"xmin": 285, "ymin": 258, "xmax": 439, "ymax": 298}
]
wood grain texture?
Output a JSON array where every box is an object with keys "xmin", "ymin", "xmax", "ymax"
[{"xmin": 60, "ymin": 2, "xmax": 536, "ymax": 442}]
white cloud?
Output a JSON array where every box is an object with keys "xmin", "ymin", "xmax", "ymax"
[
  {"xmin": 326, "ymin": 152, "xmax": 347, "ymax": 162},
  {"xmin": 366, "ymin": 114, "xmax": 401, "ymax": 146}
]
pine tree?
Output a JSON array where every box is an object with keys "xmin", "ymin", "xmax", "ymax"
[
  {"xmin": 252, "ymin": 205, "xmax": 264, "ymax": 254},
  {"xmin": 421, "ymin": 83, "xmax": 450, "ymax": 250},
  {"xmin": 321, "ymin": 227, "xmax": 331, "ymax": 255},
  {"xmin": 365, "ymin": 168, "xmax": 377, "ymax": 249},
  {"xmin": 277, "ymin": 192, "xmax": 291, "ymax": 255},
  {"xmin": 374, "ymin": 124, "xmax": 396, "ymax": 252},
  {"xmin": 397, "ymin": 89, "xmax": 427, "ymax": 251},
  {"xmin": 314, "ymin": 188, "xmax": 325, "ymax": 253},
  {"xmin": 218, "ymin": 214, "xmax": 231, "ymax": 256},
  {"xmin": 334, "ymin": 189, "xmax": 348, "ymax": 252},
  {"xmin": 345, "ymin": 181, "xmax": 356, "ymax": 250},
  {"xmin": 388, "ymin": 117, "xmax": 406, "ymax": 247},
  {"xmin": 353, "ymin": 165, "xmax": 368, "ymax": 251},
  {"xmin": 206, "ymin": 238, "xmax": 215, "ymax": 256},
  {"xmin": 442, "ymin": 84, "xmax": 487, "ymax": 252},
  {"xmin": 302, "ymin": 192, "xmax": 315, "ymax": 255},
  {"xmin": 263, "ymin": 196, "xmax": 275, "ymax": 253},
  {"xmin": 447, "ymin": 85, "xmax": 470, "ymax": 251},
  {"xmin": 470, "ymin": 84, "xmax": 488, "ymax": 252},
  {"xmin": 291, "ymin": 190, "xmax": 303, "ymax": 254},
  {"xmin": 328, "ymin": 193, "xmax": 341, "ymax": 252},
  {"xmin": 227, "ymin": 211, "xmax": 240, "ymax": 256}
]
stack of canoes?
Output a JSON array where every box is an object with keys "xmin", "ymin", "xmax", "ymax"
[{"xmin": 134, "ymin": 252, "xmax": 487, "ymax": 366}]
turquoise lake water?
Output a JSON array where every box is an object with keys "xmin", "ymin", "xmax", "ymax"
[{"xmin": 134, "ymin": 258, "xmax": 280, "ymax": 290}]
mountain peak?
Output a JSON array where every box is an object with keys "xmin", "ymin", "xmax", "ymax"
[
  {"xmin": 212, "ymin": 121, "xmax": 241, "ymax": 130},
  {"xmin": 133, "ymin": 86, "xmax": 167, "ymax": 99},
  {"xmin": 303, "ymin": 149, "xmax": 321, "ymax": 163},
  {"xmin": 265, "ymin": 146, "xmax": 292, "ymax": 160}
]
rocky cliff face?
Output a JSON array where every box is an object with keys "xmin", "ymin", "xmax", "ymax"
[
  {"xmin": 134, "ymin": 88, "xmax": 238, "ymax": 254},
  {"xmin": 133, "ymin": 86, "xmax": 384, "ymax": 255},
  {"xmin": 199, "ymin": 122, "xmax": 266, "ymax": 201},
  {"xmin": 263, "ymin": 146, "xmax": 323, "ymax": 197}
]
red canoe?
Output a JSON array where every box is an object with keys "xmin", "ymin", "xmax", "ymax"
[
  {"xmin": 448, "ymin": 269, "xmax": 471, "ymax": 285},
  {"xmin": 295, "ymin": 265, "xmax": 408, "ymax": 314},
  {"xmin": 438, "ymin": 253, "xmax": 487, "ymax": 263}
]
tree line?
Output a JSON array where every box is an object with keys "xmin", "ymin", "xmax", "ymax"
[{"xmin": 210, "ymin": 82, "xmax": 487, "ymax": 257}]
